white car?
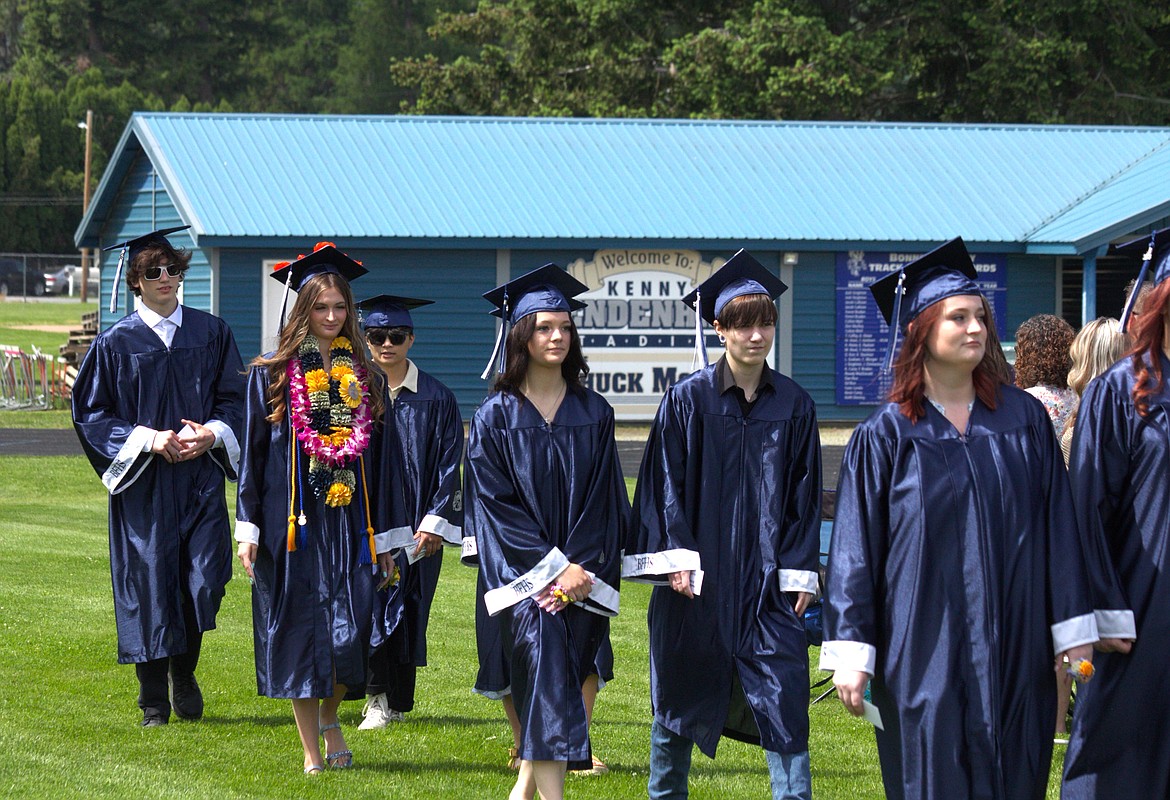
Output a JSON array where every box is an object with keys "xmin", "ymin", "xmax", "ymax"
[{"xmin": 43, "ymin": 264, "xmax": 98, "ymax": 296}]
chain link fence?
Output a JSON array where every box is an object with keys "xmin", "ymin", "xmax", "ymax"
[{"xmin": 0, "ymin": 252, "xmax": 96, "ymax": 298}]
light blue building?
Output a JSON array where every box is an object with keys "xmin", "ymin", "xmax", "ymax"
[{"xmin": 75, "ymin": 113, "xmax": 1170, "ymax": 420}]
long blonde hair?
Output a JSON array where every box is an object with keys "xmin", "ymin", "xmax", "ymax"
[
  {"xmin": 250, "ymin": 272, "xmax": 384, "ymax": 423},
  {"xmin": 1067, "ymin": 317, "xmax": 1128, "ymax": 397}
]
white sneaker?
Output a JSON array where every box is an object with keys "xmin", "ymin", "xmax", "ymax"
[{"xmin": 358, "ymin": 693, "xmax": 391, "ymax": 730}]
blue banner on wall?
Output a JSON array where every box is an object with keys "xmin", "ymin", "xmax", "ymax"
[{"xmin": 835, "ymin": 251, "xmax": 1007, "ymax": 405}]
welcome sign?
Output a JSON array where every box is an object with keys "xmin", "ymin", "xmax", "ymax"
[{"xmin": 567, "ymin": 249, "xmax": 735, "ymax": 419}]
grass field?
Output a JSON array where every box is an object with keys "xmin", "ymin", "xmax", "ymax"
[
  {"xmin": 0, "ymin": 297, "xmax": 94, "ymax": 354},
  {"xmin": 0, "ymin": 456, "xmax": 1071, "ymax": 798}
]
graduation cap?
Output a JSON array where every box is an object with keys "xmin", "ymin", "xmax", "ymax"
[
  {"xmin": 356, "ymin": 294, "xmax": 434, "ymax": 330},
  {"xmin": 1114, "ymin": 228, "xmax": 1170, "ymax": 333},
  {"xmin": 869, "ymin": 237, "xmax": 982, "ymax": 370},
  {"xmin": 681, "ymin": 249, "xmax": 788, "ymax": 368},
  {"xmin": 480, "ymin": 263, "xmax": 589, "ymax": 380},
  {"xmin": 101, "ymin": 225, "xmax": 191, "ymax": 314},
  {"xmin": 269, "ymin": 242, "xmax": 368, "ymax": 332}
]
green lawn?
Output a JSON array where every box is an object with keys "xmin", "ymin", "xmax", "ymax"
[
  {"xmin": 0, "ymin": 297, "xmax": 94, "ymax": 354},
  {"xmin": 0, "ymin": 459, "xmax": 1068, "ymax": 798}
]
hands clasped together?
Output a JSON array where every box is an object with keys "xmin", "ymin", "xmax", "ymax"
[
  {"xmin": 151, "ymin": 419, "xmax": 215, "ymax": 463},
  {"xmin": 536, "ymin": 563, "xmax": 594, "ymax": 615}
]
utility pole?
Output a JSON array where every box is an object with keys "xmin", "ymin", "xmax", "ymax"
[{"xmin": 79, "ymin": 109, "xmax": 93, "ymax": 304}]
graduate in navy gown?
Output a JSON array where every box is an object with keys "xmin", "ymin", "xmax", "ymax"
[
  {"xmin": 624, "ymin": 250, "xmax": 821, "ymax": 800},
  {"xmin": 355, "ymin": 294, "xmax": 465, "ymax": 728},
  {"xmin": 465, "ymin": 264, "xmax": 628, "ymax": 800},
  {"xmin": 234, "ymin": 243, "xmax": 409, "ymax": 775},
  {"xmin": 73, "ymin": 225, "xmax": 245, "ymax": 727},
  {"xmin": 822, "ymin": 238, "xmax": 1099, "ymax": 800},
  {"xmin": 1061, "ymin": 232, "xmax": 1168, "ymax": 800}
]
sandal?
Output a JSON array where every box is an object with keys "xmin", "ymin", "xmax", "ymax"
[
  {"xmin": 507, "ymin": 745, "xmax": 520, "ymax": 770},
  {"xmin": 320, "ymin": 721, "xmax": 354, "ymax": 769},
  {"xmin": 304, "ymin": 763, "xmax": 325, "ymax": 776},
  {"xmin": 570, "ymin": 755, "xmax": 609, "ymax": 776}
]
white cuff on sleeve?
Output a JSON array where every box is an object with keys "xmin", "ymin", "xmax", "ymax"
[
  {"xmin": 376, "ymin": 525, "xmax": 415, "ymax": 555},
  {"xmin": 1094, "ymin": 609, "xmax": 1137, "ymax": 640},
  {"xmin": 779, "ymin": 568, "xmax": 819, "ymax": 594},
  {"xmin": 1051, "ymin": 612, "xmax": 1099, "ymax": 654},
  {"xmin": 484, "ymin": 547, "xmax": 571, "ymax": 616},
  {"xmin": 103, "ymin": 425, "xmax": 156, "ymax": 495},
  {"xmin": 420, "ymin": 513, "xmax": 463, "ymax": 546},
  {"xmin": 460, "ymin": 536, "xmax": 479, "ymax": 565},
  {"xmin": 621, "ymin": 548, "xmax": 700, "ymax": 582},
  {"xmin": 819, "ymin": 640, "xmax": 876, "ymax": 675},
  {"xmin": 234, "ymin": 519, "xmax": 260, "ymax": 546},
  {"xmin": 203, "ymin": 419, "xmax": 241, "ymax": 477}
]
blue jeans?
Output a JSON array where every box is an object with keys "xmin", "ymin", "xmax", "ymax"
[
  {"xmin": 765, "ymin": 748, "xmax": 812, "ymax": 800},
  {"xmin": 649, "ymin": 721, "xmax": 812, "ymax": 800}
]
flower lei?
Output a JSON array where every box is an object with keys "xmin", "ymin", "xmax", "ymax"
[{"xmin": 287, "ymin": 334, "xmax": 372, "ymax": 507}]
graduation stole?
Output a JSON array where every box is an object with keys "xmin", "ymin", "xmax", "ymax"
[{"xmin": 286, "ymin": 334, "xmax": 376, "ymax": 561}]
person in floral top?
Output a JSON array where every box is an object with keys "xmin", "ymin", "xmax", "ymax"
[{"xmin": 1014, "ymin": 314, "xmax": 1078, "ymax": 434}]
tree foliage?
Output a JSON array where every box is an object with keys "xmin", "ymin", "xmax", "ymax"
[{"xmin": 2, "ymin": 0, "xmax": 1170, "ymax": 250}]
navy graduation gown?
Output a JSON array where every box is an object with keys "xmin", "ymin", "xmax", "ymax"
[
  {"xmin": 236, "ymin": 363, "xmax": 387, "ymax": 698},
  {"xmin": 464, "ymin": 386, "xmax": 627, "ymax": 766},
  {"xmin": 72, "ymin": 307, "xmax": 245, "ymax": 664},
  {"xmin": 823, "ymin": 387, "xmax": 1098, "ymax": 800},
  {"xmin": 625, "ymin": 361, "xmax": 822, "ymax": 758},
  {"xmin": 1063, "ymin": 356, "xmax": 1166, "ymax": 799},
  {"xmin": 371, "ymin": 367, "xmax": 464, "ymax": 665}
]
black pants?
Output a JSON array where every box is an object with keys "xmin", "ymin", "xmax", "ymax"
[
  {"xmin": 134, "ymin": 597, "xmax": 202, "ymax": 715},
  {"xmin": 367, "ymin": 628, "xmax": 417, "ymax": 712}
]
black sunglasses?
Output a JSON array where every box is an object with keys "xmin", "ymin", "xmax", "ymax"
[
  {"xmin": 142, "ymin": 264, "xmax": 183, "ymax": 280},
  {"xmin": 366, "ymin": 329, "xmax": 410, "ymax": 346}
]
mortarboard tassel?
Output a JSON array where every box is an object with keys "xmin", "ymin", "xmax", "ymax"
[
  {"xmin": 278, "ymin": 271, "xmax": 294, "ymax": 335},
  {"xmin": 108, "ymin": 245, "xmax": 127, "ymax": 314},
  {"xmin": 690, "ymin": 291, "xmax": 708, "ymax": 370},
  {"xmin": 358, "ymin": 454, "xmax": 374, "ymax": 566},
  {"xmin": 480, "ymin": 292, "xmax": 511, "ymax": 380},
  {"xmin": 1119, "ymin": 235, "xmax": 1156, "ymax": 334},
  {"xmin": 883, "ymin": 270, "xmax": 908, "ymax": 372},
  {"xmin": 287, "ymin": 431, "xmax": 298, "ymax": 552}
]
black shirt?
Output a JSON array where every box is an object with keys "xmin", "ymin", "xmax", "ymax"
[{"xmin": 716, "ymin": 354, "xmax": 775, "ymax": 418}]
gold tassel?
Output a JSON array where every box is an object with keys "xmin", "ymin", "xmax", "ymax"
[{"xmin": 361, "ymin": 454, "xmax": 376, "ymax": 563}]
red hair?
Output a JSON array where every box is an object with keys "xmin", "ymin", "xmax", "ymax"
[
  {"xmin": 888, "ymin": 295, "xmax": 1009, "ymax": 421},
  {"xmin": 1127, "ymin": 278, "xmax": 1170, "ymax": 417}
]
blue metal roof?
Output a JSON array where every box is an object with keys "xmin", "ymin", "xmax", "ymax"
[{"xmin": 77, "ymin": 114, "xmax": 1170, "ymax": 255}]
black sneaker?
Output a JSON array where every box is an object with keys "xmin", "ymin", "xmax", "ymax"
[
  {"xmin": 170, "ymin": 673, "xmax": 204, "ymax": 721},
  {"xmin": 141, "ymin": 709, "xmax": 169, "ymax": 727}
]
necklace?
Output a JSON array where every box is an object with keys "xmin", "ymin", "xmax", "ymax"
[
  {"xmin": 287, "ymin": 334, "xmax": 372, "ymax": 506},
  {"xmin": 523, "ymin": 380, "xmax": 566, "ymax": 423}
]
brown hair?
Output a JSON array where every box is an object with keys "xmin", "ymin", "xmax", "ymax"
[
  {"xmin": 1014, "ymin": 314, "xmax": 1075, "ymax": 390},
  {"xmin": 126, "ymin": 243, "xmax": 192, "ymax": 296},
  {"xmin": 492, "ymin": 312, "xmax": 589, "ymax": 396},
  {"xmin": 888, "ymin": 294, "xmax": 1008, "ymax": 421},
  {"xmin": 249, "ymin": 272, "xmax": 384, "ymax": 423},
  {"xmin": 715, "ymin": 293, "xmax": 777, "ymax": 330},
  {"xmin": 1127, "ymin": 278, "xmax": 1170, "ymax": 417}
]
